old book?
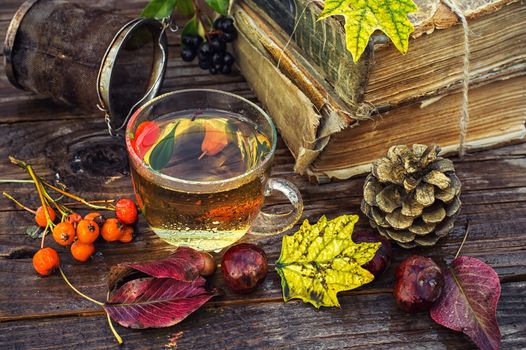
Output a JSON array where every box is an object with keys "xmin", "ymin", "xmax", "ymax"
[
  {"xmin": 232, "ymin": 2, "xmax": 526, "ymax": 182},
  {"xmin": 244, "ymin": 0, "xmax": 525, "ymax": 110}
]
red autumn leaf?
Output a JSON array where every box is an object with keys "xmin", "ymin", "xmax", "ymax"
[
  {"xmin": 108, "ymin": 247, "xmax": 209, "ymax": 289},
  {"xmin": 134, "ymin": 121, "xmax": 160, "ymax": 158},
  {"xmin": 430, "ymin": 256, "xmax": 501, "ymax": 350},
  {"xmin": 104, "ymin": 277, "xmax": 215, "ymax": 329},
  {"xmin": 104, "ymin": 247, "xmax": 218, "ymax": 329}
]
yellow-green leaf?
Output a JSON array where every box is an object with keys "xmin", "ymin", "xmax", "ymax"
[
  {"xmin": 319, "ymin": 0, "xmax": 418, "ymax": 62},
  {"xmin": 275, "ymin": 214, "xmax": 380, "ymax": 308}
]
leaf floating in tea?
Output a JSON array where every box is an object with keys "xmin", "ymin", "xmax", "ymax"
[
  {"xmin": 201, "ymin": 119, "xmax": 229, "ymax": 157},
  {"xmin": 133, "ymin": 121, "xmax": 160, "ymax": 158},
  {"xmin": 275, "ymin": 215, "xmax": 380, "ymax": 308},
  {"xmin": 147, "ymin": 122, "xmax": 177, "ymax": 171}
]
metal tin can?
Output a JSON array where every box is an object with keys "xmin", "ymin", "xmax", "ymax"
[{"xmin": 3, "ymin": 0, "xmax": 168, "ymax": 134}]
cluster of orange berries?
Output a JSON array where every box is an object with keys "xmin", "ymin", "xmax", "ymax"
[{"xmin": 32, "ymin": 198, "xmax": 138, "ymax": 276}]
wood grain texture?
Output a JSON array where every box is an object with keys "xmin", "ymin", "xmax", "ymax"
[
  {"xmin": 1, "ymin": 0, "xmax": 525, "ymax": 349},
  {"xmin": 1, "ymin": 282, "xmax": 525, "ymax": 350}
]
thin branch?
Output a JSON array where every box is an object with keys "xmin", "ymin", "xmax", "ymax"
[
  {"xmin": 42, "ymin": 181, "xmax": 115, "ymax": 211},
  {"xmin": 2, "ymin": 192, "xmax": 36, "ymax": 214},
  {"xmin": 0, "ymin": 179, "xmax": 34, "ymax": 184}
]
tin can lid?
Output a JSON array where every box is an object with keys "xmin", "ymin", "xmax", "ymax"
[{"xmin": 97, "ymin": 17, "xmax": 169, "ymax": 135}]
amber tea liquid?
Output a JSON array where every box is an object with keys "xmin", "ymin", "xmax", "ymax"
[{"xmin": 130, "ymin": 110, "xmax": 272, "ymax": 251}]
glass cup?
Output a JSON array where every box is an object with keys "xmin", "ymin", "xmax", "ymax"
[{"xmin": 125, "ymin": 89, "xmax": 303, "ymax": 251}]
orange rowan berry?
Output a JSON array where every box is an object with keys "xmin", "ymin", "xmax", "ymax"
[
  {"xmin": 35, "ymin": 206, "xmax": 56, "ymax": 227},
  {"xmin": 119, "ymin": 225, "xmax": 134, "ymax": 243},
  {"xmin": 70, "ymin": 241, "xmax": 95, "ymax": 262},
  {"xmin": 84, "ymin": 212, "xmax": 105, "ymax": 227},
  {"xmin": 76, "ymin": 219, "xmax": 100, "ymax": 244},
  {"xmin": 101, "ymin": 218, "xmax": 123, "ymax": 241},
  {"xmin": 52, "ymin": 222, "xmax": 76, "ymax": 246},
  {"xmin": 66, "ymin": 212, "xmax": 82, "ymax": 227},
  {"xmin": 32, "ymin": 247, "xmax": 60, "ymax": 276},
  {"xmin": 115, "ymin": 198, "xmax": 138, "ymax": 224}
]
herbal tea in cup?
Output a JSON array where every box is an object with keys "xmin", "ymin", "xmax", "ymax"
[{"xmin": 126, "ymin": 90, "xmax": 303, "ymax": 251}]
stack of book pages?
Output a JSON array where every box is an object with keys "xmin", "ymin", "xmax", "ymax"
[{"xmin": 232, "ymin": 0, "xmax": 526, "ymax": 182}]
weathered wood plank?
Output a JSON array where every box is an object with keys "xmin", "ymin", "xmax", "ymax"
[
  {"xmin": 1, "ymin": 1, "xmax": 526, "ymax": 349},
  {"xmin": 1, "ymin": 192, "xmax": 526, "ymax": 317},
  {"xmin": 1, "ymin": 281, "xmax": 525, "ymax": 350}
]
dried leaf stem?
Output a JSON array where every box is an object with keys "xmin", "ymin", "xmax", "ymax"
[
  {"xmin": 58, "ymin": 267, "xmax": 104, "ymax": 306},
  {"xmin": 59, "ymin": 267, "xmax": 123, "ymax": 345},
  {"xmin": 455, "ymin": 220, "xmax": 470, "ymax": 259},
  {"xmin": 106, "ymin": 313, "xmax": 124, "ymax": 345}
]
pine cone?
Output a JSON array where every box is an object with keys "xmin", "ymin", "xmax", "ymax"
[{"xmin": 361, "ymin": 144, "xmax": 461, "ymax": 248}]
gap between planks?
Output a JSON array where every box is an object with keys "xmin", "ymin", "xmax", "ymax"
[
  {"xmin": 2, "ymin": 274, "xmax": 525, "ymax": 323},
  {"xmin": 0, "ymin": 288, "xmax": 396, "ymax": 323}
]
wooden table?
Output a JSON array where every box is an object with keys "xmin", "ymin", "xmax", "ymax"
[{"xmin": 1, "ymin": 1, "xmax": 525, "ymax": 349}]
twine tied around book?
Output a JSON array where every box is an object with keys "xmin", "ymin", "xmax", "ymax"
[{"xmin": 442, "ymin": 0, "xmax": 471, "ymax": 159}]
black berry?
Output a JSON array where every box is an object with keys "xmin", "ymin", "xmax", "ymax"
[
  {"xmin": 213, "ymin": 16, "xmax": 225, "ymax": 30},
  {"xmin": 209, "ymin": 66, "xmax": 219, "ymax": 75},
  {"xmin": 198, "ymin": 58, "xmax": 210, "ymax": 70},
  {"xmin": 198, "ymin": 43, "xmax": 212, "ymax": 60},
  {"xmin": 223, "ymin": 52, "xmax": 235, "ymax": 65},
  {"xmin": 221, "ymin": 18, "xmax": 235, "ymax": 33},
  {"xmin": 190, "ymin": 35, "xmax": 203, "ymax": 48},
  {"xmin": 223, "ymin": 31, "xmax": 237, "ymax": 43},
  {"xmin": 212, "ymin": 52, "xmax": 224, "ymax": 64},
  {"xmin": 210, "ymin": 37, "xmax": 226, "ymax": 53},
  {"xmin": 221, "ymin": 64, "xmax": 232, "ymax": 75},
  {"xmin": 182, "ymin": 34, "xmax": 194, "ymax": 47},
  {"xmin": 180, "ymin": 47, "xmax": 196, "ymax": 62}
]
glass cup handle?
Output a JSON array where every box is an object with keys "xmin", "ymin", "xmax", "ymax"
[{"xmin": 250, "ymin": 178, "xmax": 304, "ymax": 236}]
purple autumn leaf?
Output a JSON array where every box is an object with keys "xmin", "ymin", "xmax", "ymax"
[
  {"xmin": 107, "ymin": 247, "xmax": 210, "ymax": 293},
  {"xmin": 126, "ymin": 247, "xmax": 207, "ymax": 280},
  {"xmin": 430, "ymin": 256, "xmax": 501, "ymax": 350},
  {"xmin": 105, "ymin": 276, "xmax": 216, "ymax": 329}
]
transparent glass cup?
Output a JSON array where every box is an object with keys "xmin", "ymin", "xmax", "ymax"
[{"xmin": 125, "ymin": 89, "xmax": 303, "ymax": 251}]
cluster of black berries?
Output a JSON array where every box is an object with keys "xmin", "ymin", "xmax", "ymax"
[{"xmin": 180, "ymin": 16, "xmax": 238, "ymax": 75}]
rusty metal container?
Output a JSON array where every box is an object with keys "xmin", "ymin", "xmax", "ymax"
[{"xmin": 3, "ymin": 0, "xmax": 168, "ymax": 133}]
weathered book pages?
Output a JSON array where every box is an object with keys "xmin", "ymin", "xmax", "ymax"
[
  {"xmin": 232, "ymin": 1, "xmax": 526, "ymax": 182},
  {"xmin": 245, "ymin": 0, "xmax": 525, "ymax": 109}
]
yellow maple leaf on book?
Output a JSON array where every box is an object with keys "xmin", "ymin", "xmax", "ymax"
[{"xmin": 319, "ymin": 0, "xmax": 418, "ymax": 62}]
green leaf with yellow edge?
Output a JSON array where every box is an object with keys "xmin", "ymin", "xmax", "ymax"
[
  {"xmin": 275, "ymin": 214, "xmax": 380, "ymax": 308},
  {"xmin": 319, "ymin": 0, "xmax": 418, "ymax": 62},
  {"xmin": 141, "ymin": 0, "xmax": 177, "ymax": 20}
]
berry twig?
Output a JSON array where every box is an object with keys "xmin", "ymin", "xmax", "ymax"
[
  {"xmin": 26, "ymin": 163, "xmax": 55, "ymax": 248},
  {"xmin": 0, "ymin": 179, "xmax": 34, "ymax": 184},
  {"xmin": 60, "ymin": 199, "xmax": 115, "ymax": 207},
  {"xmin": 41, "ymin": 180, "xmax": 115, "ymax": 211},
  {"xmin": 2, "ymin": 192, "xmax": 36, "ymax": 214}
]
